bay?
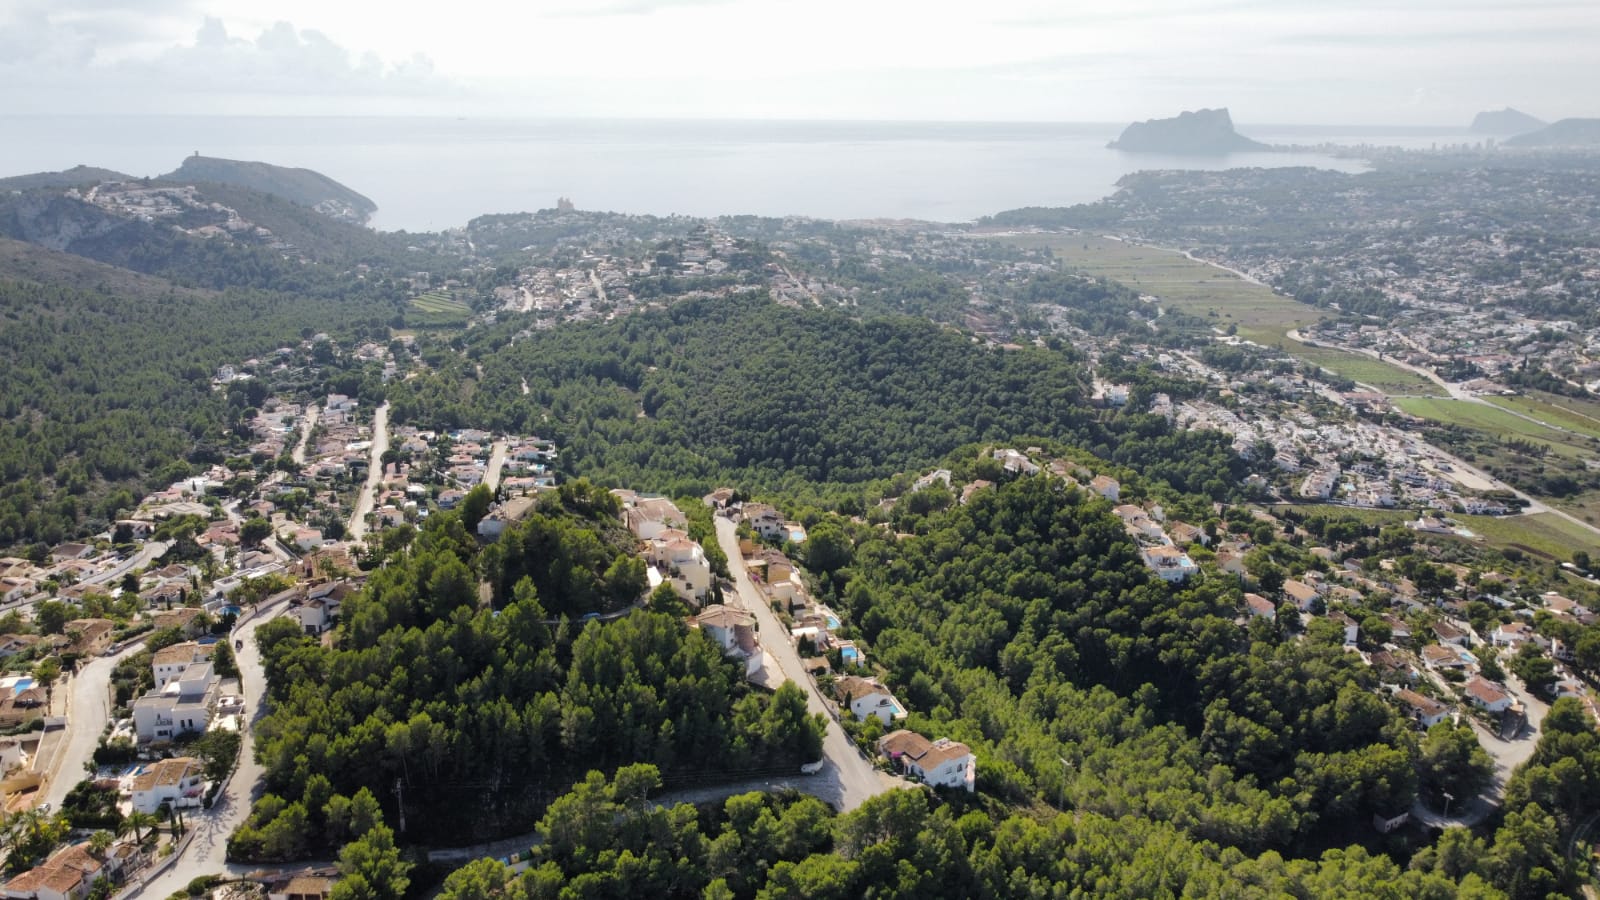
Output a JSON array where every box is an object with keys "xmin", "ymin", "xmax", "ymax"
[{"xmin": 0, "ymin": 116, "xmax": 1466, "ymax": 232}]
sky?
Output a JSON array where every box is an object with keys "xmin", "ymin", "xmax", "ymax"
[{"xmin": 1, "ymin": 0, "xmax": 1596, "ymax": 124}]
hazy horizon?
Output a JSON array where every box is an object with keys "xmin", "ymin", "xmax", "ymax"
[{"xmin": 3, "ymin": 1, "xmax": 1595, "ymax": 126}]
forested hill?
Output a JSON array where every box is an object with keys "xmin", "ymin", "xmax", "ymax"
[
  {"xmin": 388, "ymin": 294, "xmax": 1245, "ymax": 503},
  {"xmin": 0, "ymin": 238, "xmax": 399, "ymax": 549},
  {"xmin": 427, "ymin": 477, "xmax": 1542, "ymax": 898}
]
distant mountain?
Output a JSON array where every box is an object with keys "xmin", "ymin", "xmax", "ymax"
[
  {"xmin": 1504, "ymin": 118, "xmax": 1600, "ymax": 147},
  {"xmin": 0, "ymin": 165, "xmax": 132, "ymax": 192},
  {"xmin": 159, "ymin": 155, "xmax": 377, "ymax": 224},
  {"xmin": 1108, "ymin": 108, "xmax": 1270, "ymax": 155},
  {"xmin": 1469, "ymin": 108, "xmax": 1546, "ymax": 135}
]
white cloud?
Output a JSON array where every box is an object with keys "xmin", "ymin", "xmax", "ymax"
[{"xmin": 0, "ymin": 0, "xmax": 1596, "ymax": 122}]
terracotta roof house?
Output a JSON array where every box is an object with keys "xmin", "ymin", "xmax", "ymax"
[
  {"xmin": 1244, "ymin": 593, "xmax": 1276, "ymax": 620},
  {"xmin": 1463, "ymin": 676, "xmax": 1512, "ymax": 713},
  {"xmin": 878, "ymin": 730, "xmax": 975, "ymax": 792},
  {"xmin": 63, "ymin": 618, "xmax": 115, "ymax": 656},
  {"xmin": 3, "ymin": 841, "xmax": 118, "ymax": 900},
  {"xmin": 1395, "ymin": 689, "xmax": 1450, "ymax": 728}
]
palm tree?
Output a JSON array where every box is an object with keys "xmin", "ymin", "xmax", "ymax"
[
  {"xmin": 88, "ymin": 830, "xmax": 114, "ymax": 855},
  {"xmin": 124, "ymin": 811, "xmax": 158, "ymax": 845}
]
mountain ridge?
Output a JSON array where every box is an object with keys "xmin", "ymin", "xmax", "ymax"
[
  {"xmin": 1469, "ymin": 107, "xmax": 1546, "ymax": 135},
  {"xmin": 1504, "ymin": 118, "xmax": 1600, "ymax": 147}
]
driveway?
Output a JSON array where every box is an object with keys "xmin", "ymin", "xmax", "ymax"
[{"xmin": 713, "ymin": 517, "xmax": 901, "ymax": 813}]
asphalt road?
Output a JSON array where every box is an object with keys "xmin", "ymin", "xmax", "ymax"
[
  {"xmin": 345, "ymin": 402, "xmax": 391, "ymax": 541},
  {"xmin": 713, "ymin": 517, "xmax": 901, "ymax": 813},
  {"xmin": 484, "ymin": 440, "xmax": 508, "ymax": 493},
  {"xmin": 126, "ymin": 597, "xmax": 288, "ymax": 899},
  {"xmin": 40, "ymin": 642, "xmax": 148, "ymax": 810}
]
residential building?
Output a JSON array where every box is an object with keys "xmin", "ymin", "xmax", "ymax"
[
  {"xmin": 692, "ymin": 606, "xmax": 757, "ymax": 657},
  {"xmin": 1089, "ymin": 476, "xmax": 1120, "ymax": 502},
  {"xmin": 2, "ymin": 842, "xmax": 118, "ymax": 900},
  {"xmin": 132, "ymin": 661, "xmax": 218, "ymax": 742},
  {"xmin": 1244, "ymin": 593, "xmax": 1276, "ymax": 620},
  {"xmin": 1141, "ymin": 545, "xmax": 1198, "ymax": 582},
  {"xmin": 1463, "ymin": 676, "xmax": 1512, "ymax": 713},
  {"xmin": 130, "ymin": 756, "xmax": 204, "ymax": 814},
  {"xmin": 1395, "ymin": 689, "xmax": 1450, "ymax": 728},
  {"xmin": 266, "ymin": 870, "xmax": 339, "ymax": 900},
  {"xmin": 1282, "ymin": 580, "xmax": 1320, "ymax": 612},
  {"xmin": 150, "ymin": 607, "xmax": 206, "ymax": 638},
  {"xmin": 62, "ymin": 619, "xmax": 115, "ymax": 657},
  {"xmin": 1421, "ymin": 644, "xmax": 1472, "ymax": 671},
  {"xmin": 1492, "ymin": 621, "xmax": 1537, "ymax": 647},
  {"xmin": 152, "ymin": 642, "xmax": 214, "ymax": 690},
  {"xmin": 834, "ymin": 676, "xmax": 907, "ymax": 727},
  {"xmin": 878, "ymin": 730, "xmax": 976, "ymax": 792},
  {"xmin": 741, "ymin": 504, "xmax": 786, "ymax": 540}
]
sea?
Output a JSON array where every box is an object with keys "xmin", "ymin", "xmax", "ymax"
[{"xmin": 0, "ymin": 116, "xmax": 1477, "ymax": 232}]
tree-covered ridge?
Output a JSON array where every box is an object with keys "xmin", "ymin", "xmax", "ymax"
[
  {"xmin": 238, "ymin": 487, "xmax": 823, "ymax": 854},
  {"xmin": 440, "ymin": 765, "xmax": 1501, "ymax": 899},
  {"xmin": 390, "ymin": 294, "xmax": 1245, "ymax": 506}
]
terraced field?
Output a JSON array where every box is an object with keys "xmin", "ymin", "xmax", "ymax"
[{"xmin": 409, "ymin": 289, "xmax": 472, "ymax": 325}]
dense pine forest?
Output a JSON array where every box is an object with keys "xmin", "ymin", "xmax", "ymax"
[
  {"xmin": 234, "ymin": 483, "xmax": 824, "ymax": 854},
  {"xmin": 388, "ymin": 294, "xmax": 1245, "ymax": 506}
]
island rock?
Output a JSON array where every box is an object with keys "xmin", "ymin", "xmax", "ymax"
[{"xmin": 1108, "ymin": 108, "xmax": 1270, "ymax": 155}]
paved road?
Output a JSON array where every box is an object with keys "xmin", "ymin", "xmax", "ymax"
[
  {"xmin": 345, "ymin": 402, "xmax": 391, "ymax": 541},
  {"xmin": 484, "ymin": 440, "xmax": 509, "ymax": 493},
  {"xmin": 1413, "ymin": 656, "xmax": 1550, "ymax": 829},
  {"xmin": 127, "ymin": 597, "xmax": 288, "ymax": 899},
  {"xmin": 39, "ymin": 642, "xmax": 149, "ymax": 809},
  {"xmin": 290, "ymin": 402, "xmax": 320, "ymax": 467},
  {"xmin": 713, "ymin": 518, "xmax": 900, "ymax": 813}
]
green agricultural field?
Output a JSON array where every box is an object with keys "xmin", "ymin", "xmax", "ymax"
[
  {"xmin": 408, "ymin": 289, "xmax": 472, "ymax": 325},
  {"xmin": 1487, "ymin": 393, "xmax": 1600, "ymax": 442},
  {"xmin": 1394, "ymin": 398, "xmax": 1592, "ymax": 458},
  {"xmin": 997, "ymin": 233, "xmax": 1441, "ymax": 395},
  {"xmin": 1274, "ymin": 503, "xmax": 1600, "ymax": 558},
  {"xmin": 1457, "ymin": 512, "xmax": 1600, "ymax": 559}
]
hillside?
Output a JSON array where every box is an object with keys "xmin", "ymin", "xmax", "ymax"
[
  {"xmin": 159, "ymin": 155, "xmax": 377, "ymax": 223},
  {"xmin": 0, "ymin": 236, "xmax": 402, "ymax": 549},
  {"xmin": 1469, "ymin": 107, "xmax": 1546, "ymax": 135},
  {"xmin": 0, "ymin": 165, "xmax": 132, "ymax": 191},
  {"xmin": 1108, "ymin": 108, "xmax": 1270, "ymax": 154},
  {"xmin": 1505, "ymin": 118, "xmax": 1600, "ymax": 147}
]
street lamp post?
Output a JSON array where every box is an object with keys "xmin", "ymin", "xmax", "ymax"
[
  {"xmin": 1059, "ymin": 757, "xmax": 1074, "ymax": 811},
  {"xmin": 1442, "ymin": 791, "xmax": 1455, "ymax": 818}
]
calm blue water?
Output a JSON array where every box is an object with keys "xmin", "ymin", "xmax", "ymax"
[{"xmin": 0, "ymin": 116, "xmax": 1465, "ymax": 231}]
